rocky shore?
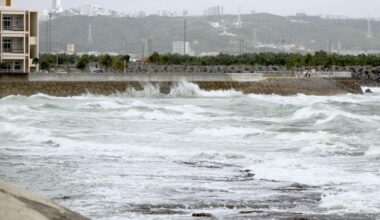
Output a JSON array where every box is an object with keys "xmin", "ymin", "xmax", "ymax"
[{"xmin": 0, "ymin": 181, "xmax": 88, "ymax": 220}]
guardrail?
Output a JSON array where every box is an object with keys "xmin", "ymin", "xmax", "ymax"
[
  {"xmin": 30, "ymin": 73, "xmax": 265, "ymax": 82},
  {"xmin": 29, "ymin": 71, "xmax": 352, "ymax": 82}
]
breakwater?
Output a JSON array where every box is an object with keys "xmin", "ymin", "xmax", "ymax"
[{"xmin": 0, "ymin": 73, "xmax": 362, "ymax": 97}]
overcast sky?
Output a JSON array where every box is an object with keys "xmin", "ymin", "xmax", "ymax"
[{"xmin": 19, "ymin": 0, "xmax": 379, "ymax": 18}]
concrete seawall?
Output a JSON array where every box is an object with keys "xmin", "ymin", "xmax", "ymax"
[
  {"xmin": 0, "ymin": 181, "xmax": 88, "ymax": 220},
  {"xmin": 0, "ymin": 77, "xmax": 362, "ymax": 97}
]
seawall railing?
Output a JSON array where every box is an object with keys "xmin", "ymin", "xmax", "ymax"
[{"xmin": 28, "ymin": 72, "xmax": 352, "ymax": 82}]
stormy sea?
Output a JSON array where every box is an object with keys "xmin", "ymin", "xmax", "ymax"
[{"xmin": 0, "ymin": 82, "xmax": 379, "ymax": 219}]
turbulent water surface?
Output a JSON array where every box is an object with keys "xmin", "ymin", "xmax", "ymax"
[{"xmin": 0, "ymin": 83, "xmax": 379, "ymax": 219}]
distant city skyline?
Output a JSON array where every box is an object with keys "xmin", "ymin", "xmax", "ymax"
[{"xmin": 18, "ymin": 0, "xmax": 380, "ymax": 18}]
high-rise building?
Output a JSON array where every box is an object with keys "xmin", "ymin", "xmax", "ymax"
[
  {"xmin": 0, "ymin": 0, "xmax": 39, "ymax": 73},
  {"xmin": 51, "ymin": 0, "xmax": 63, "ymax": 13},
  {"xmin": 81, "ymin": 2, "xmax": 93, "ymax": 16},
  {"xmin": 172, "ymin": 41, "xmax": 194, "ymax": 56},
  {"xmin": 204, "ymin": 6, "xmax": 223, "ymax": 16},
  {"xmin": 52, "ymin": 0, "xmax": 61, "ymax": 10}
]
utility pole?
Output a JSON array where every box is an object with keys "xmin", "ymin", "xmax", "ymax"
[
  {"xmin": 45, "ymin": 20, "xmax": 48, "ymax": 53},
  {"xmin": 184, "ymin": 18, "xmax": 187, "ymax": 55},
  {"xmin": 141, "ymin": 39, "xmax": 145, "ymax": 61},
  {"xmin": 48, "ymin": 12, "xmax": 53, "ymax": 53},
  {"xmin": 125, "ymin": 40, "xmax": 128, "ymax": 55},
  {"xmin": 239, "ymin": 38, "xmax": 244, "ymax": 55},
  {"xmin": 329, "ymin": 38, "xmax": 332, "ymax": 54}
]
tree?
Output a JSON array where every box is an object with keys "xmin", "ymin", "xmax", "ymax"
[
  {"xmin": 76, "ymin": 55, "xmax": 90, "ymax": 72},
  {"xmin": 304, "ymin": 53, "xmax": 314, "ymax": 67},
  {"xmin": 324, "ymin": 56, "xmax": 335, "ymax": 69},
  {"xmin": 32, "ymin": 58, "xmax": 39, "ymax": 65},
  {"xmin": 40, "ymin": 60, "xmax": 51, "ymax": 71},
  {"xmin": 111, "ymin": 57, "xmax": 124, "ymax": 72},
  {"xmin": 98, "ymin": 54, "xmax": 112, "ymax": 71},
  {"xmin": 286, "ymin": 55, "xmax": 298, "ymax": 69},
  {"xmin": 148, "ymin": 52, "xmax": 160, "ymax": 64}
]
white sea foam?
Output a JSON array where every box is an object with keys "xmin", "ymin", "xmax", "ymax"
[
  {"xmin": 1, "ymin": 87, "xmax": 380, "ymax": 219},
  {"xmin": 191, "ymin": 126, "xmax": 266, "ymax": 137},
  {"xmin": 365, "ymin": 145, "xmax": 380, "ymax": 158}
]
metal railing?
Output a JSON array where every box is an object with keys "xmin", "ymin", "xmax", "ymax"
[
  {"xmin": 2, "ymin": 26, "xmax": 24, "ymax": 31},
  {"xmin": 29, "ymin": 71, "xmax": 353, "ymax": 82},
  {"xmin": 0, "ymin": 69, "xmax": 25, "ymax": 73},
  {"xmin": 2, "ymin": 48, "xmax": 24, "ymax": 53}
]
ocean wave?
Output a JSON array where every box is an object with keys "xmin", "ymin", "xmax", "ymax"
[
  {"xmin": 191, "ymin": 126, "xmax": 267, "ymax": 137},
  {"xmin": 365, "ymin": 145, "xmax": 380, "ymax": 158},
  {"xmin": 122, "ymin": 81, "xmax": 243, "ymax": 98},
  {"xmin": 0, "ymin": 121, "xmax": 57, "ymax": 147}
]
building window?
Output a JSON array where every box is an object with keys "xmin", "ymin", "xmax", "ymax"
[
  {"xmin": 3, "ymin": 39, "xmax": 12, "ymax": 52},
  {"xmin": 3, "ymin": 16, "xmax": 11, "ymax": 30},
  {"xmin": 13, "ymin": 16, "xmax": 23, "ymax": 30},
  {"xmin": 12, "ymin": 39, "xmax": 22, "ymax": 52},
  {"xmin": 6, "ymin": 0, "xmax": 11, "ymax": 7},
  {"xmin": 14, "ymin": 61, "xmax": 21, "ymax": 70}
]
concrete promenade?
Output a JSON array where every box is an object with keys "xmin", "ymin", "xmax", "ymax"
[
  {"xmin": 28, "ymin": 71, "xmax": 352, "ymax": 82},
  {"xmin": 0, "ymin": 181, "xmax": 88, "ymax": 220}
]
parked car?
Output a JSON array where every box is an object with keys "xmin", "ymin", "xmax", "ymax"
[{"xmin": 90, "ymin": 69, "xmax": 104, "ymax": 74}]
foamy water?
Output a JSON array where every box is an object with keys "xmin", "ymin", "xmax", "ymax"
[{"xmin": 0, "ymin": 82, "xmax": 379, "ymax": 219}]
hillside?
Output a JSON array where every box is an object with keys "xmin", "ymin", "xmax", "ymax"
[{"xmin": 40, "ymin": 13, "xmax": 380, "ymax": 55}]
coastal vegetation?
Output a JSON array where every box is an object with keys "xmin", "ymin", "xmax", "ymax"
[
  {"xmin": 147, "ymin": 51, "xmax": 380, "ymax": 68},
  {"xmin": 37, "ymin": 51, "xmax": 380, "ymax": 72},
  {"xmin": 38, "ymin": 53, "xmax": 130, "ymax": 72}
]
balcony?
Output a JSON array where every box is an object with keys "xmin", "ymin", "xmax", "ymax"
[
  {"xmin": 2, "ymin": 38, "xmax": 24, "ymax": 54},
  {"xmin": 3, "ymin": 48, "xmax": 24, "ymax": 53},
  {"xmin": 2, "ymin": 15, "xmax": 24, "ymax": 32},
  {"xmin": 3, "ymin": 25, "xmax": 24, "ymax": 31},
  {"xmin": 0, "ymin": 69, "xmax": 25, "ymax": 73}
]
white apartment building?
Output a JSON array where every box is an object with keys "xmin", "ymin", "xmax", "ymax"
[
  {"xmin": 204, "ymin": 6, "xmax": 223, "ymax": 16},
  {"xmin": 0, "ymin": 0, "xmax": 39, "ymax": 73},
  {"xmin": 52, "ymin": 0, "xmax": 63, "ymax": 13},
  {"xmin": 172, "ymin": 41, "xmax": 194, "ymax": 56},
  {"xmin": 81, "ymin": 2, "xmax": 93, "ymax": 16}
]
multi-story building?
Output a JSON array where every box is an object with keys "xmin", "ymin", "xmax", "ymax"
[
  {"xmin": 0, "ymin": 0, "xmax": 39, "ymax": 73},
  {"xmin": 80, "ymin": 2, "xmax": 93, "ymax": 16},
  {"xmin": 204, "ymin": 6, "xmax": 223, "ymax": 16},
  {"xmin": 52, "ymin": 0, "xmax": 63, "ymax": 13},
  {"xmin": 172, "ymin": 41, "xmax": 194, "ymax": 56}
]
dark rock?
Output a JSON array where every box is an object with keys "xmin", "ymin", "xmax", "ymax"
[
  {"xmin": 192, "ymin": 212, "xmax": 213, "ymax": 217},
  {"xmin": 365, "ymin": 89, "xmax": 373, "ymax": 93}
]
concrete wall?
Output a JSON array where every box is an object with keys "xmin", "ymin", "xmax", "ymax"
[
  {"xmin": 29, "ymin": 72, "xmax": 351, "ymax": 83},
  {"xmin": 0, "ymin": 78, "xmax": 362, "ymax": 97},
  {"xmin": 0, "ymin": 180, "xmax": 89, "ymax": 220}
]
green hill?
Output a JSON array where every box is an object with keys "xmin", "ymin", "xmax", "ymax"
[{"xmin": 41, "ymin": 13, "xmax": 380, "ymax": 55}]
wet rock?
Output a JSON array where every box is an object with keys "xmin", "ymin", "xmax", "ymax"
[
  {"xmin": 192, "ymin": 212, "xmax": 213, "ymax": 217},
  {"xmin": 365, "ymin": 89, "xmax": 373, "ymax": 93},
  {"xmin": 239, "ymin": 210, "xmax": 264, "ymax": 214}
]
